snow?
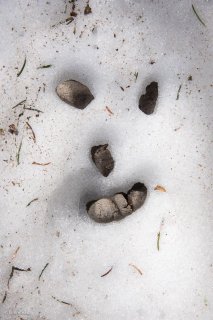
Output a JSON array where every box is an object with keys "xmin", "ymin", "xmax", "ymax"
[{"xmin": 0, "ymin": 0, "xmax": 212, "ymax": 319}]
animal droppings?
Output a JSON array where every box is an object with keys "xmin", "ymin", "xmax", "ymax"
[
  {"xmin": 87, "ymin": 182, "xmax": 147, "ymax": 223},
  {"xmin": 91, "ymin": 144, "xmax": 114, "ymax": 177},
  {"xmin": 139, "ymin": 81, "xmax": 158, "ymax": 115},
  {"xmin": 56, "ymin": 80, "xmax": 94, "ymax": 109}
]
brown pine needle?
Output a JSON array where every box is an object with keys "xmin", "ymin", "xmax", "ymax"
[
  {"xmin": 105, "ymin": 106, "xmax": 114, "ymax": 115},
  {"xmin": 17, "ymin": 57, "xmax": 26, "ymax": 77},
  {"xmin": 157, "ymin": 232, "xmax": 161, "ymax": 251},
  {"xmin": 32, "ymin": 161, "xmax": 51, "ymax": 166},
  {"xmin": 7, "ymin": 266, "xmax": 31, "ymax": 288},
  {"xmin": 11, "ymin": 246, "xmax": 20, "ymax": 260},
  {"xmin": 12, "ymin": 99, "xmax": 27, "ymax": 109},
  {"xmin": 192, "ymin": 4, "xmax": 206, "ymax": 27},
  {"xmin": 52, "ymin": 296, "xmax": 72, "ymax": 306},
  {"xmin": 129, "ymin": 263, "xmax": 143, "ymax": 275},
  {"xmin": 176, "ymin": 84, "xmax": 182, "ymax": 100},
  {"xmin": 38, "ymin": 263, "xmax": 49, "ymax": 280},
  {"xmin": 26, "ymin": 198, "xmax": 38, "ymax": 207},
  {"xmin": 16, "ymin": 140, "xmax": 22, "ymax": 165},
  {"xmin": 101, "ymin": 266, "xmax": 113, "ymax": 277},
  {"xmin": 26, "ymin": 122, "xmax": 36, "ymax": 143}
]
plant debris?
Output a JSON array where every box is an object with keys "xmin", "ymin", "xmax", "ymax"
[
  {"xmin": 38, "ymin": 263, "xmax": 49, "ymax": 280},
  {"xmin": 8, "ymin": 124, "xmax": 18, "ymax": 135},
  {"xmin": 157, "ymin": 232, "xmax": 161, "ymax": 251},
  {"xmin": 56, "ymin": 80, "xmax": 94, "ymax": 109},
  {"xmin": 52, "ymin": 295, "xmax": 72, "ymax": 306},
  {"xmin": 154, "ymin": 185, "xmax": 166, "ymax": 192},
  {"xmin": 129, "ymin": 264, "xmax": 143, "ymax": 275},
  {"xmin": 134, "ymin": 72, "xmax": 138, "ymax": 82},
  {"xmin": 32, "ymin": 161, "xmax": 51, "ymax": 166},
  {"xmin": 16, "ymin": 140, "xmax": 22, "ymax": 165},
  {"xmin": 87, "ymin": 182, "xmax": 147, "ymax": 223},
  {"xmin": 176, "ymin": 84, "xmax": 182, "ymax": 100},
  {"xmin": 37, "ymin": 64, "xmax": 52, "ymax": 69},
  {"xmin": 192, "ymin": 4, "xmax": 206, "ymax": 27},
  {"xmin": 101, "ymin": 266, "xmax": 113, "ymax": 277},
  {"xmin": 105, "ymin": 106, "xmax": 114, "ymax": 116},
  {"xmin": 12, "ymin": 99, "xmax": 27, "ymax": 109},
  {"xmin": 23, "ymin": 106, "xmax": 43, "ymax": 113},
  {"xmin": 91, "ymin": 144, "xmax": 114, "ymax": 177},
  {"xmin": 188, "ymin": 75, "xmax": 192, "ymax": 81},
  {"xmin": 84, "ymin": 3, "xmax": 92, "ymax": 15},
  {"xmin": 26, "ymin": 122, "xmax": 36, "ymax": 143},
  {"xmin": 11, "ymin": 246, "xmax": 20, "ymax": 260},
  {"xmin": 26, "ymin": 198, "xmax": 38, "ymax": 207},
  {"xmin": 0, "ymin": 128, "xmax": 5, "ymax": 135},
  {"xmin": 17, "ymin": 57, "xmax": 26, "ymax": 77},
  {"xmin": 7, "ymin": 266, "xmax": 31, "ymax": 288},
  {"xmin": 139, "ymin": 81, "xmax": 158, "ymax": 115},
  {"xmin": 2, "ymin": 291, "xmax": 7, "ymax": 303},
  {"xmin": 157, "ymin": 218, "xmax": 164, "ymax": 251}
]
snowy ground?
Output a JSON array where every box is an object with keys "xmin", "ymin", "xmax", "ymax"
[{"xmin": 0, "ymin": 0, "xmax": 213, "ymax": 319}]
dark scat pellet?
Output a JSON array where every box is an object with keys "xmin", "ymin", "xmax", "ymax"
[
  {"xmin": 91, "ymin": 144, "xmax": 114, "ymax": 177},
  {"xmin": 127, "ymin": 182, "xmax": 147, "ymax": 211},
  {"xmin": 56, "ymin": 80, "xmax": 94, "ymax": 109},
  {"xmin": 139, "ymin": 81, "xmax": 158, "ymax": 115},
  {"xmin": 86, "ymin": 182, "xmax": 147, "ymax": 223}
]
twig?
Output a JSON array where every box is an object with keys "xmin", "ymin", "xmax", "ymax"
[
  {"xmin": 192, "ymin": 4, "xmax": 206, "ymax": 27},
  {"xmin": 39, "ymin": 263, "xmax": 49, "ymax": 280},
  {"xmin": 100, "ymin": 266, "xmax": 113, "ymax": 277},
  {"xmin": 26, "ymin": 122, "xmax": 36, "ymax": 143},
  {"xmin": 17, "ymin": 57, "xmax": 26, "ymax": 77},
  {"xmin": 176, "ymin": 84, "xmax": 182, "ymax": 100},
  {"xmin": 7, "ymin": 266, "xmax": 31, "ymax": 288},
  {"xmin": 32, "ymin": 161, "xmax": 51, "ymax": 166},
  {"xmin": 129, "ymin": 264, "xmax": 143, "ymax": 275},
  {"xmin": 12, "ymin": 99, "xmax": 26, "ymax": 109},
  {"xmin": 26, "ymin": 198, "xmax": 38, "ymax": 207},
  {"xmin": 16, "ymin": 140, "xmax": 22, "ymax": 165}
]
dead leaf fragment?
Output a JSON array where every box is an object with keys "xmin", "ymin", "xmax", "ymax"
[{"xmin": 154, "ymin": 185, "xmax": 166, "ymax": 192}]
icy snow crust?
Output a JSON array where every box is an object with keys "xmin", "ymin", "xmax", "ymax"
[{"xmin": 0, "ymin": 0, "xmax": 212, "ymax": 319}]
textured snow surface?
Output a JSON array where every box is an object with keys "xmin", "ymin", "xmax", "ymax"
[{"xmin": 0, "ymin": 0, "xmax": 213, "ymax": 319}]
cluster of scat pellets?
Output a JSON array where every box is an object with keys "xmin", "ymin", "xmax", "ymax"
[{"xmin": 56, "ymin": 78, "xmax": 158, "ymax": 222}]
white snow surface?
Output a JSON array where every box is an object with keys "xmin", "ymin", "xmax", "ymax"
[{"xmin": 0, "ymin": 0, "xmax": 212, "ymax": 319}]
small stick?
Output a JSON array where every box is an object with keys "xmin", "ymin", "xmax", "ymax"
[
  {"xmin": 17, "ymin": 57, "xmax": 26, "ymax": 77},
  {"xmin": 38, "ymin": 263, "xmax": 49, "ymax": 280},
  {"xmin": 100, "ymin": 266, "xmax": 113, "ymax": 277},
  {"xmin": 26, "ymin": 198, "xmax": 38, "ymax": 207},
  {"xmin": 192, "ymin": 4, "xmax": 206, "ymax": 27},
  {"xmin": 12, "ymin": 99, "xmax": 26, "ymax": 109},
  {"xmin": 26, "ymin": 122, "xmax": 36, "ymax": 143},
  {"xmin": 129, "ymin": 264, "xmax": 143, "ymax": 275}
]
